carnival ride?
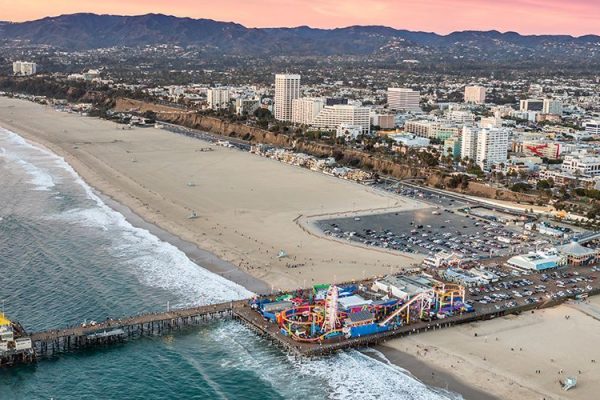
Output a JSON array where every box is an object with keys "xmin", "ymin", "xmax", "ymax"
[{"xmin": 265, "ymin": 279, "xmax": 470, "ymax": 343}]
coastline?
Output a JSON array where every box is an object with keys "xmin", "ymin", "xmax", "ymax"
[
  {"xmin": 97, "ymin": 192, "xmax": 271, "ymax": 294},
  {"xmin": 367, "ymin": 346, "xmax": 499, "ymax": 400}
]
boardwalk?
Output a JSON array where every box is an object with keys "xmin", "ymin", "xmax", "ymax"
[{"xmin": 30, "ymin": 301, "xmax": 242, "ymax": 357}]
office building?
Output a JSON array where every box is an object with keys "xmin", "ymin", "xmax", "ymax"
[
  {"xmin": 207, "ymin": 88, "xmax": 230, "ymax": 110},
  {"xmin": 12, "ymin": 61, "xmax": 37, "ymax": 76},
  {"xmin": 584, "ymin": 120, "xmax": 600, "ymax": 136},
  {"xmin": 292, "ymin": 98, "xmax": 324, "ymax": 125},
  {"xmin": 464, "ymin": 85, "xmax": 486, "ymax": 104},
  {"xmin": 542, "ymin": 99, "xmax": 563, "ymax": 116},
  {"xmin": 519, "ymin": 99, "xmax": 544, "ymax": 112},
  {"xmin": 310, "ymin": 105, "xmax": 370, "ymax": 135},
  {"xmin": 561, "ymin": 152, "xmax": 600, "ymax": 177},
  {"xmin": 387, "ymin": 88, "xmax": 420, "ymax": 112},
  {"xmin": 274, "ymin": 74, "xmax": 301, "ymax": 121}
]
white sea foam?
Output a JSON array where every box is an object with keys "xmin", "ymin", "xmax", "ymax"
[
  {"xmin": 210, "ymin": 322, "xmax": 462, "ymax": 400},
  {"xmin": 0, "ymin": 126, "xmax": 252, "ymax": 305},
  {"xmin": 0, "ymin": 129, "xmax": 57, "ymax": 191}
]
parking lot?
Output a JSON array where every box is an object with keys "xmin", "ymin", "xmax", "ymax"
[
  {"xmin": 465, "ymin": 264, "xmax": 600, "ymax": 312},
  {"xmin": 318, "ymin": 206, "xmax": 556, "ymax": 259}
]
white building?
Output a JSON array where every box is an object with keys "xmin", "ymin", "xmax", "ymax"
[
  {"xmin": 561, "ymin": 151, "xmax": 600, "ymax": 177},
  {"xmin": 310, "ymin": 105, "xmax": 370, "ymax": 135},
  {"xmin": 83, "ymin": 69, "xmax": 101, "ymax": 81},
  {"xmin": 584, "ymin": 120, "xmax": 600, "ymax": 136},
  {"xmin": 389, "ymin": 134, "xmax": 430, "ymax": 148},
  {"xmin": 448, "ymin": 110, "xmax": 475, "ymax": 124},
  {"xmin": 461, "ymin": 126, "xmax": 509, "ymax": 170},
  {"xmin": 336, "ymin": 124, "xmax": 363, "ymax": 139},
  {"xmin": 476, "ymin": 128, "xmax": 509, "ymax": 170},
  {"xmin": 464, "ymin": 85, "xmax": 486, "ymax": 104},
  {"xmin": 542, "ymin": 99, "xmax": 563, "ymax": 116},
  {"xmin": 460, "ymin": 126, "xmax": 479, "ymax": 161},
  {"xmin": 274, "ymin": 74, "xmax": 300, "ymax": 121},
  {"xmin": 12, "ymin": 61, "xmax": 37, "ymax": 76},
  {"xmin": 292, "ymin": 97, "xmax": 324, "ymax": 125},
  {"xmin": 207, "ymin": 88, "xmax": 230, "ymax": 110},
  {"xmin": 387, "ymin": 88, "xmax": 420, "ymax": 112}
]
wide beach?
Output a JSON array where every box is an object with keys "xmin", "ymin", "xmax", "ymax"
[{"xmin": 0, "ymin": 97, "xmax": 424, "ymax": 292}]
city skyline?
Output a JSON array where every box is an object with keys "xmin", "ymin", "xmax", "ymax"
[{"xmin": 2, "ymin": 0, "xmax": 600, "ymax": 36}]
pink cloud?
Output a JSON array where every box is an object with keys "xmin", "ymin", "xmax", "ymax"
[{"xmin": 1, "ymin": 0, "xmax": 600, "ymax": 35}]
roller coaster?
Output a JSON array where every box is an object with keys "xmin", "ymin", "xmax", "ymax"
[{"xmin": 270, "ymin": 279, "xmax": 469, "ymax": 343}]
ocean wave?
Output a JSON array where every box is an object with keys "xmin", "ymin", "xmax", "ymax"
[
  {"xmin": 0, "ymin": 129, "xmax": 57, "ymax": 191},
  {"xmin": 0, "ymin": 126, "xmax": 252, "ymax": 305}
]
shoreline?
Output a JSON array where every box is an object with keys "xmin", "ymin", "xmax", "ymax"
[
  {"xmin": 368, "ymin": 346, "xmax": 499, "ymax": 400},
  {"xmin": 0, "ymin": 115, "xmax": 270, "ymax": 295},
  {"xmin": 97, "ymin": 192, "xmax": 271, "ymax": 295}
]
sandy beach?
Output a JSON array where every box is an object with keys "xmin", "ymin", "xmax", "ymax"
[
  {"xmin": 0, "ymin": 97, "xmax": 424, "ymax": 292},
  {"xmin": 381, "ymin": 296, "xmax": 600, "ymax": 400}
]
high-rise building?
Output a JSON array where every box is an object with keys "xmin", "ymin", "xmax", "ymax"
[
  {"xmin": 461, "ymin": 127, "xmax": 509, "ymax": 170},
  {"xmin": 292, "ymin": 98, "xmax": 324, "ymax": 125},
  {"xmin": 207, "ymin": 88, "xmax": 230, "ymax": 110},
  {"xmin": 12, "ymin": 61, "xmax": 37, "ymax": 76},
  {"xmin": 387, "ymin": 88, "xmax": 420, "ymax": 112},
  {"xmin": 460, "ymin": 127, "xmax": 479, "ymax": 161},
  {"xmin": 542, "ymin": 99, "xmax": 563, "ymax": 116},
  {"xmin": 274, "ymin": 74, "xmax": 301, "ymax": 121},
  {"xmin": 464, "ymin": 86, "xmax": 486, "ymax": 104},
  {"xmin": 310, "ymin": 105, "xmax": 370, "ymax": 135},
  {"xmin": 476, "ymin": 128, "xmax": 509, "ymax": 170}
]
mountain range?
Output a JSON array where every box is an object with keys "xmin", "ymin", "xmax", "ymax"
[{"xmin": 1, "ymin": 13, "xmax": 600, "ymax": 62}]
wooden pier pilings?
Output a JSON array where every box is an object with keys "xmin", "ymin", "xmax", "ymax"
[{"xmin": 30, "ymin": 301, "xmax": 238, "ymax": 358}]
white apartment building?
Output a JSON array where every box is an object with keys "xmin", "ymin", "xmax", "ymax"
[
  {"xmin": 464, "ymin": 85, "xmax": 486, "ymax": 104},
  {"xmin": 405, "ymin": 120, "xmax": 461, "ymax": 140},
  {"xmin": 387, "ymin": 88, "xmax": 420, "ymax": 112},
  {"xmin": 461, "ymin": 127, "xmax": 479, "ymax": 161},
  {"xmin": 542, "ymin": 99, "xmax": 563, "ymax": 116},
  {"xmin": 310, "ymin": 105, "xmax": 370, "ymax": 135},
  {"xmin": 461, "ymin": 127, "xmax": 509, "ymax": 170},
  {"xmin": 13, "ymin": 61, "xmax": 37, "ymax": 76},
  {"xmin": 274, "ymin": 74, "xmax": 300, "ymax": 121},
  {"xmin": 561, "ymin": 152, "xmax": 600, "ymax": 177},
  {"xmin": 207, "ymin": 88, "xmax": 230, "ymax": 109},
  {"xmin": 448, "ymin": 110, "xmax": 475, "ymax": 124},
  {"xmin": 584, "ymin": 120, "xmax": 600, "ymax": 136},
  {"xmin": 291, "ymin": 97, "xmax": 324, "ymax": 125},
  {"xmin": 476, "ymin": 128, "xmax": 509, "ymax": 170}
]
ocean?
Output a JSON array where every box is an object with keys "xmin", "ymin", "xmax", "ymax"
[{"xmin": 0, "ymin": 126, "xmax": 462, "ymax": 400}]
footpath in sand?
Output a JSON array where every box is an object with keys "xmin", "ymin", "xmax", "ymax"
[
  {"xmin": 0, "ymin": 98, "xmax": 425, "ymax": 291},
  {"xmin": 383, "ymin": 296, "xmax": 600, "ymax": 400}
]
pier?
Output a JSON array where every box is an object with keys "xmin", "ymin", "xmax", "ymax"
[
  {"xmin": 4, "ymin": 268, "xmax": 600, "ymax": 366},
  {"xmin": 30, "ymin": 301, "xmax": 238, "ymax": 358}
]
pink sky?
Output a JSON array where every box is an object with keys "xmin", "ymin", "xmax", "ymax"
[{"xmin": 2, "ymin": 0, "xmax": 600, "ymax": 36}]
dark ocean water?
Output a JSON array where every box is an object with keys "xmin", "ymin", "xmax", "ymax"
[{"xmin": 0, "ymin": 127, "xmax": 460, "ymax": 400}]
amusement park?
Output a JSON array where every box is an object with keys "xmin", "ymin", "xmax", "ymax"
[{"xmin": 250, "ymin": 274, "xmax": 473, "ymax": 343}]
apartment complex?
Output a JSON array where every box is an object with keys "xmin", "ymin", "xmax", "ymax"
[
  {"xmin": 461, "ymin": 127, "xmax": 509, "ymax": 170},
  {"xmin": 274, "ymin": 74, "xmax": 301, "ymax": 121},
  {"xmin": 207, "ymin": 88, "xmax": 230, "ymax": 109},
  {"xmin": 464, "ymin": 85, "xmax": 486, "ymax": 104},
  {"xmin": 291, "ymin": 98, "xmax": 324, "ymax": 125},
  {"xmin": 387, "ymin": 88, "xmax": 420, "ymax": 112},
  {"xmin": 12, "ymin": 61, "xmax": 37, "ymax": 76},
  {"xmin": 405, "ymin": 120, "xmax": 461, "ymax": 140},
  {"xmin": 310, "ymin": 105, "xmax": 370, "ymax": 135}
]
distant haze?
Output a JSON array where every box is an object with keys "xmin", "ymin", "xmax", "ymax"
[{"xmin": 1, "ymin": 0, "xmax": 600, "ymax": 36}]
